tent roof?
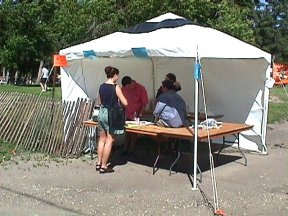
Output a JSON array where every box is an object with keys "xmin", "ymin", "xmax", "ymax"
[{"xmin": 60, "ymin": 13, "xmax": 270, "ymax": 62}]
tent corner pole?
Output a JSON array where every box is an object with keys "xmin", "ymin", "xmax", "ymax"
[
  {"xmin": 151, "ymin": 58, "xmax": 156, "ymax": 98},
  {"xmin": 192, "ymin": 78, "xmax": 199, "ymax": 190}
]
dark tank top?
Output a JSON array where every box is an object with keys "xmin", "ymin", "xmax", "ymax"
[{"xmin": 99, "ymin": 83, "xmax": 119, "ymax": 108}]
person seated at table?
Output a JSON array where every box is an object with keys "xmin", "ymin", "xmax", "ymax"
[
  {"xmin": 156, "ymin": 73, "xmax": 181, "ymax": 99},
  {"xmin": 153, "ymin": 80, "xmax": 187, "ymax": 128},
  {"xmin": 121, "ymin": 76, "xmax": 149, "ymax": 155}
]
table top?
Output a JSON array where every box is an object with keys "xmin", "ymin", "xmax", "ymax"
[
  {"xmin": 83, "ymin": 120, "xmax": 98, "ymax": 127},
  {"xmin": 125, "ymin": 123, "xmax": 252, "ymax": 141},
  {"xmin": 82, "ymin": 120, "xmax": 252, "ymax": 141}
]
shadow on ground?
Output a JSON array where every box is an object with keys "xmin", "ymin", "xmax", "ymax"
[{"xmin": 108, "ymin": 136, "xmax": 243, "ymax": 175}]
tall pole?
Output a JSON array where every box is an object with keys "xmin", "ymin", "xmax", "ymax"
[
  {"xmin": 50, "ymin": 66, "xmax": 57, "ymax": 127},
  {"xmin": 193, "ymin": 77, "xmax": 199, "ymax": 190},
  {"xmin": 193, "ymin": 52, "xmax": 201, "ymax": 190},
  {"xmin": 52, "ymin": 66, "xmax": 57, "ymax": 99}
]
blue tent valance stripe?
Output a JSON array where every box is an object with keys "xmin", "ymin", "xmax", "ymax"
[
  {"xmin": 131, "ymin": 47, "xmax": 148, "ymax": 58},
  {"xmin": 83, "ymin": 50, "xmax": 97, "ymax": 59}
]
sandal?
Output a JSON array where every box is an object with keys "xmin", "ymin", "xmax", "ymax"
[
  {"xmin": 96, "ymin": 164, "xmax": 101, "ymax": 171},
  {"xmin": 99, "ymin": 167, "xmax": 114, "ymax": 174}
]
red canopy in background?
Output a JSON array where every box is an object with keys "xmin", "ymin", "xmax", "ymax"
[{"xmin": 273, "ymin": 63, "xmax": 288, "ymax": 85}]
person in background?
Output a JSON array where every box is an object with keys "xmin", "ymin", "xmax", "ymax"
[
  {"xmin": 121, "ymin": 76, "xmax": 149, "ymax": 155},
  {"xmin": 40, "ymin": 65, "xmax": 49, "ymax": 92},
  {"xmin": 6, "ymin": 70, "xmax": 10, "ymax": 84},
  {"xmin": 154, "ymin": 80, "xmax": 187, "ymax": 128},
  {"xmin": 156, "ymin": 73, "xmax": 181, "ymax": 99},
  {"xmin": 96, "ymin": 66, "xmax": 128, "ymax": 174}
]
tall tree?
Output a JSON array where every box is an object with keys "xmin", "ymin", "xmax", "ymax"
[
  {"xmin": 0, "ymin": 1, "xmax": 57, "ymax": 77},
  {"xmin": 255, "ymin": 0, "xmax": 288, "ymax": 63},
  {"xmin": 51, "ymin": 1, "xmax": 90, "ymax": 49},
  {"xmin": 115, "ymin": 0, "xmax": 257, "ymax": 45},
  {"xmin": 207, "ymin": 0, "xmax": 257, "ymax": 44},
  {"xmin": 0, "ymin": 0, "xmax": 264, "ymax": 78}
]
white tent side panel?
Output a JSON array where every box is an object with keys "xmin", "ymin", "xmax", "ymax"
[
  {"xmin": 61, "ymin": 58, "xmax": 155, "ymax": 106},
  {"xmin": 153, "ymin": 58, "xmax": 195, "ymax": 110},
  {"xmin": 61, "ymin": 60, "xmax": 88, "ymax": 101}
]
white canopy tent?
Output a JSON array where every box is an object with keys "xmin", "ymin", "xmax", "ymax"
[{"xmin": 60, "ymin": 13, "xmax": 271, "ymax": 153}]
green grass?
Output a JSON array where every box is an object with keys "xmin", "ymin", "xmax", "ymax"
[
  {"xmin": 0, "ymin": 139, "xmax": 17, "ymax": 163},
  {"xmin": 268, "ymin": 86, "xmax": 288, "ymax": 124},
  {"xmin": 0, "ymin": 84, "xmax": 62, "ymax": 101}
]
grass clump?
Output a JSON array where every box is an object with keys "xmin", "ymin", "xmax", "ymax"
[
  {"xmin": 268, "ymin": 86, "xmax": 288, "ymax": 124},
  {"xmin": 0, "ymin": 139, "xmax": 17, "ymax": 164}
]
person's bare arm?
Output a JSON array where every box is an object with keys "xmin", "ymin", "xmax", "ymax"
[{"xmin": 115, "ymin": 85, "xmax": 128, "ymax": 107}]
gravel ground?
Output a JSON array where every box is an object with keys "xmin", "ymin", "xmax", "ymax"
[{"xmin": 0, "ymin": 122, "xmax": 288, "ymax": 216}]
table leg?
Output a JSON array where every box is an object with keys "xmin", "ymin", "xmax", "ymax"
[
  {"xmin": 197, "ymin": 164, "xmax": 202, "ymax": 183},
  {"xmin": 236, "ymin": 134, "xmax": 247, "ymax": 166},
  {"xmin": 153, "ymin": 141, "xmax": 161, "ymax": 175},
  {"xmin": 89, "ymin": 127, "xmax": 95, "ymax": 160},
  {"xmin": 217, "ymin": 137, "xmax": 225, "ymax": 157},
  {"xmin": 169, "ymin": 151, "xmax": 181, "ymax": 176},
  {"xmin": 217, "ymin": 134, "xmax": 247, "ymax": 166},
  {"xmin": 169, "ymin": 150, "xmax": 202, "ymax": 182}
]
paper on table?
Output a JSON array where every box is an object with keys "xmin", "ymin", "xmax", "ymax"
[
  {"xmin": 125, "ymin": 121, "xmax": 154, "ymax": 126},
  {"xmin": 139, "ymin": 121, "xmax": 154, "ymax": 125}
]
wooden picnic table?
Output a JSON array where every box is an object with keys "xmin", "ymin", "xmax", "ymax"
[{"xmin": 83, "ymin": 120, "xmax": 253, "ymax": 175}]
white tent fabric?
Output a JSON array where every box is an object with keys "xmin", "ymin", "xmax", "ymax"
[{"xmin": 60, "ymin": 13, "xmax": 271, "ymax": 153}]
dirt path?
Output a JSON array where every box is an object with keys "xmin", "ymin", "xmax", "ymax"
[{"xmin": 1, "ymin": 122, "xmax": 288, "ymax": 216}]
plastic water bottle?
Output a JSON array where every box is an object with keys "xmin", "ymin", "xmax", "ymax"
[{"xmin": 134, "ymin": 112, "xmax": 140, "ymax": 124}]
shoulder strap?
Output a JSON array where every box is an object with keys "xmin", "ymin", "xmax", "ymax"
[
  {"xmin": 153, "ymin": 103, "xmax": 166, "ymax": 123},
  {"xmin": 159, "ymin": 104, "xmax": 167, "ymax": 117}
]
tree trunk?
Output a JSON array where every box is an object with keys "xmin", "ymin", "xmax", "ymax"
[
  {"xmin": 14, "ymin": 70, "xmax": 19, "ymax": 85},
  {"xmin": 37, "ymin": 60, "xmax": 44, "ymax": 83},
  {"xmin": 1, "ymin": 66, "xmax": 5, "ymax": 81}
]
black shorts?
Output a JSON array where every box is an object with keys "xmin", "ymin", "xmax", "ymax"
[{"xmin": 41, "ymin": 78, "xmax": 47, "ymax": 84}]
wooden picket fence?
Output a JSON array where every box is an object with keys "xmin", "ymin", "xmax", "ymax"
[{"xmin": 0, "ymin": 92, "xmax": 95, "ymax": 158}]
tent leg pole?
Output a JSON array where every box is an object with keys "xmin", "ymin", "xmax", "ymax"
[{"xmin": 192, "ymin": 78, "xmax": 199, "ymax": 190}]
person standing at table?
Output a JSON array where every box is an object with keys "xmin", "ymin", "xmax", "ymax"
[
  {"xmin": 96, "ymin": 66, "xmax": 128, "ymax": 174},
  {"xmin": 121, "ymin": 76, "xmax": 149, "ymax": 154},
  {"xmin": 121, "ymin": 76, "xmax": 149, "ymax": 120}
]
